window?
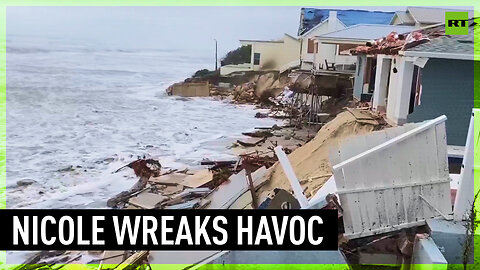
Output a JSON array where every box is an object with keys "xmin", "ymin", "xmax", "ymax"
[
  {"xmin": 253, "ymin": 53, "xmax": 260, "ymax": 65},
  {"xmin": 338, "ymin": 44, "xmax": 358, "ymax": 55},
  {"xmin": 307, "ymin": 38, "xmax": 315, "ymax": 53}
]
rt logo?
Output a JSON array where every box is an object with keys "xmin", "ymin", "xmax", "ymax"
[{"xmin": 445, "ymin": 12, "xmax": 469, "ymax": 35}]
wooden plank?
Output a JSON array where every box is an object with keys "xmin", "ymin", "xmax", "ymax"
[
  {"xmin": 116, "ymin": 251, "xmax": 149, "ymax": 269},
  {"xmin": 181, "ymin": 169, "xmax": 213, "ymax": 188},
  {"xmin": 229, "ymin": 191, "xmax": 253, "ymax": 209},
  {"xmin": 128, "ymin": 192, "xmax": 168, "ymax": 209},
  {"xmin": 206, "ymin": 167, "xmax": 267, "ymax": 209}
]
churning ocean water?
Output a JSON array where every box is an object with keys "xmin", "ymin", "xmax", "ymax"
[{"xmin": 5, "ymin": 36, "xmax": 278, "ymax": 209}]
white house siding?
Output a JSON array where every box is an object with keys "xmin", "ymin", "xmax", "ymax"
[
  {"xmin": 313, "ymin": 45, "xmax": 357, "ymax": 70},
  {"xmin": 299, "ymin": 12, "xmax": 345, "ymax": 70},
  {"xmin": 406, "ymin": 58, "xmax": 475, "ymax": 146},
  {"xmin": 240, "ymin": 35, "xmax": 301, "ymax": 72}
]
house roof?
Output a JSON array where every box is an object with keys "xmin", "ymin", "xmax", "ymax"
[
  {"xmin": 298, "ymin": 8, "xmax": 395, "ymax": 36},
  {"xmin": 390, "ymin": 10, "xmax": 415, "ymax": 25},
  {"xmin": 315, "ymin": 24, "xmax": 416, "ymax": 43},
  {"xmin": 391, "ymin": 7, "xmax": 475, "ymax": 26},
  {"xmin": 403, "ymin": 23, "xmax": 476, "ymax": 60},
  {"xmin": 239, "ymin": 39, "xmax": 283, "ymax": 44},
  {"xmin": 239, "ymin": 33, "xmax": 298, "ymax": 44},
  {"xmin": 353, "ymin": 18, "xmax": 478, "ymax": 60}
]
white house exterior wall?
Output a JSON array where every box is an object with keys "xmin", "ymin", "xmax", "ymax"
[
  {"xmin": 300, "ymin": 13, "xmax": 345, "ymax": 70},
  {"xmin": 241, "ymin": 35, "xmax": 301, "ymax": 72}
]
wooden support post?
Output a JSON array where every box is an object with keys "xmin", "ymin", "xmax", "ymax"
[{"xmin": 243, "ymin": 158, "xmax": 258, "ymax": 209}]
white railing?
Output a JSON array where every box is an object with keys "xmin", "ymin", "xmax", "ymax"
[{"xmin": 331, "ymin": 115, "xmax": 452, "ymax": 239}]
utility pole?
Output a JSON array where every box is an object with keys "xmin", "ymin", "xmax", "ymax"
[{"xmin": 214, "ymin": 38, "xmax": 218, "ymax": 70}]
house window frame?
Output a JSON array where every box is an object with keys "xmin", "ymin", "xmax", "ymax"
[
  {"xmin": 307, "ymin": 38, "xmax": 315, "ymax": 53},
  {"xmin": 253, "ymin": 53, "xmax": 261, "ymax": 65}
]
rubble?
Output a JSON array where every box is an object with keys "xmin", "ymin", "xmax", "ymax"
[
  {"xmin": 128, "ymin": 192, "xmax": 168, "ymax": 209},
  {"xmin": 241, "ymin": 130, "xmax": 273, "ymax": 138},
  {"xmin": 231, "ymin": 72, "xmax": 288, "ymax": 104},
  {"xmin": 166, "ymin": 81, "xmax": 210, "ymax": 97},
  {"xmin": 205, "ymin": 167, "xmax": 268, "ymax": 209},
  {"xmin": 352, "ymin": 26, "xmax": 446, "ymax": 55},
  {"xmin": 116, "ymin": 251, "xmax": 149, "ymax": 269},
  {"xmin": 256, "ymin": 109, "xmax": 385, "ymax": 202},
  {"xmin": 236, "ymin": 137, "xmax": 267, "ymax": 147}
]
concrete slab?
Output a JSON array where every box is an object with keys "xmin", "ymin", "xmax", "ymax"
[
  {"xmin": 426, "ymin": 219, "xmax": 472, "ymax": 264},
  {"xmin": 411, "ymin": 236, "xmax": 447, "ymax": 269}
]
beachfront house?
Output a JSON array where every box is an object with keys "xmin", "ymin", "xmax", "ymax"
[
  {"xmin": 354, "ymin": 19, "xmax": 477, "ymax": 146},
  {"xmin": 312, "ymin": 24, "xmax": 415, "ymax": 72},
  {"xmin": 220, "ymin": 34, "xmax": 301, "ymax": 76},
  {"xmin": 297, "ymin": 8, "xmax": 395, "ymax": 70},
  {"xmin": 390, "ymin": 6, "xmax": 475, "ymax": 27}
]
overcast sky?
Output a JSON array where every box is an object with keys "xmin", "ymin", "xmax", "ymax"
[{"xmin": 7, "ymin": 6, "xmax": 467, "ymax": 58}]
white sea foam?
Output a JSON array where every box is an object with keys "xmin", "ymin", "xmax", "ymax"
[{"xmin": 6, "ymin": 36, "xmax": 279, "ymax": 209}]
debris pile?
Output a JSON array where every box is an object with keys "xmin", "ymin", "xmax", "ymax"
[
  {"xmin": 103, "ymin": 119, "xmax": 322, "ymax": 212},
  {"xmin": 232, "ymin": 82, "xmax": 259, "ymax": 103},
  {"xmin": 353, "ymin": 27, "xmax": 445, "ymax": 55},
  {"xmin": 256, "ymin": 109, "xmax": 387, "ymax": 201},
  {"xmin": 232, "ymin": 72, "xmax": 288, "ymax": 104},
  {"xmin": 106, "ymin": 151, "xmax": 279, "ymax": 211}
]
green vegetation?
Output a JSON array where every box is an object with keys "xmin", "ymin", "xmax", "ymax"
[
  {"xmin": 221, "ymin": 45, "xmax": 251, "ymax": 66},
  {"xmin": 192, "ymin": 69, "xmax": 217, "ymax": 78}
]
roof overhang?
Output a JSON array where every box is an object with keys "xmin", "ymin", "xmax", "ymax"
[
  {"xmin": 300, "ymin": 19, "xmax": 329, "ymax": 37},
  {"xmin": 315, "ymin": 37, "xmax": 369, "ymax": 45},
  {"xmin": 239, "ymin": 40, "xmax": 283, "ymax": 45},
  {"xmin": 400, "ymin": 50, "xmax": 475, "ymax": 61},
  {"xmin": 300, "ymin": 18, "xmax": 348, "ymax": 37}
]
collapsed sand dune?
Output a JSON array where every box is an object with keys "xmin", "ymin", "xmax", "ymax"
[{"xmin": 257, "ymin": 109, "xmax": 385, "ymax": 201}]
